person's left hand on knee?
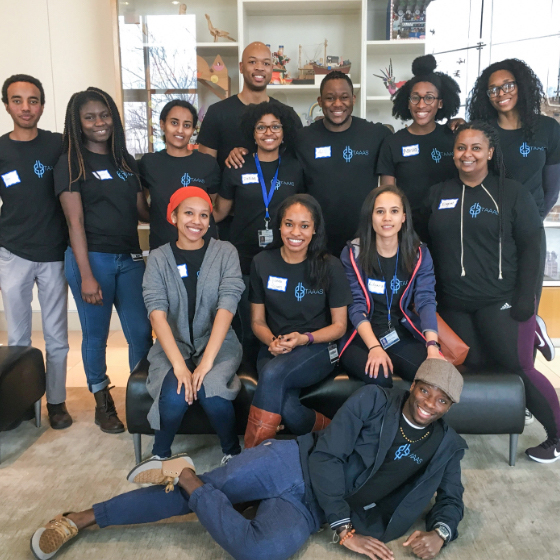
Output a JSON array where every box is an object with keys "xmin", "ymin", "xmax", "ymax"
[
  {"xmin": 277, "ymin": 332, "xmax": 307, "ymax": 351},
  {"xmin": 193, "ymin": 359, "xmax": 213, "ymax": 394},
  {"xmin": 403, "ymin": 530, "xmax": 445, "ymax": 559}
]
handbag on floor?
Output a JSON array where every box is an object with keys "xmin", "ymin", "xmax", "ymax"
[{"xmin": 436, "ymin": 313, "xmax": 469, "ymax": 366}]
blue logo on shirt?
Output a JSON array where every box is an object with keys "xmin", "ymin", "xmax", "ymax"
[
  {"xmin": 519, "ymin": 142, "xmax": 545, "ymax": 158},
  {"xmin": 116, "ymin": 169, "xmax": 134, "ymax": 181},
  {"xmin": 181, "ymin": 172, "xmax": 205, "ymax": 186},
  {"xmin": 390, "ymin": 275, "xmax": 407, "ymax": 294},
  {"xmin": 394, "ymin": 443, "xmax": 422, "ymax": 464},
  {"xmin": 470, "ymin": 203, "xmax": 498, "ymax": 218},
  {"xmin": 294, "ymin": 282, "xmax": 324, "ymax": 302},
  {"xmin": 343, "ymin": 146, "xmax": 369, "ymax": 163},
  {"xmin": 430, "ymin": 149, "xmax": 453, "ymax": 164},
  {"xmin": 33, "ymin": 160, "xmax": 53, "ymax": 178},
  {"xmin": 274, "ymin": 179, "xmax": 294, "ymax": 190}
]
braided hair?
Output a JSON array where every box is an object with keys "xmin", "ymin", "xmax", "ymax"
[
  {"xmin": 392, "ymin": 55, "xmax": 461, "ymax": 122},
  {"xmin": 62, "ymin": 87, "xmax": 140, "ymax": 191},
  {"xmin": 466, "ymin": 59, "xmax": 545, "ymax": 142}
]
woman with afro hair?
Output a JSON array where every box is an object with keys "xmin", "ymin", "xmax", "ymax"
[
  {"xmin": 468, "ymin": 58, "xmax": 560, "ymax": 364},
  {"xmin": 378, "ymin": 54, "xmax": 461, "ymax": 239}
]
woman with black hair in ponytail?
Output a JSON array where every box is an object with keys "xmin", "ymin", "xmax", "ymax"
[
  {"xmin": 54, "ymin": 87, "xmax": 153, "ymax": 433},
  {"xmin": 245, "ymin": 194, "xmax": 352, "ymax": 447},
  {"xmin": 426, "ymin": 121, "xmax": 560, "ymax": 464},
  {"xmin": 378, "ymin": 55, "xmax": 461, "ymax": 239}
]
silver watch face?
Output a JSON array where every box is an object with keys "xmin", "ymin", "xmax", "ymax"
[{"xmin": 436, "ymin": 525, "xmax": 450, "ymax": 540}]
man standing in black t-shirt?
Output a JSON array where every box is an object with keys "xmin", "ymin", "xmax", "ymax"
[
  {"xmin": 0, "ymin": 75, "xmax": 71, "ymax": 429},
  {"xmin": 296, "ymin": 72, "xmax": 392, "ymax": 256}
]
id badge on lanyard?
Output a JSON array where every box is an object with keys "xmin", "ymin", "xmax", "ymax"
[
  {"xmin": 378, "ymin": 246, "xmax": 400, "ymax": 350},
  {"xmin": 255, "ymin": 154, "xmax": 281, "ymax": 248}
]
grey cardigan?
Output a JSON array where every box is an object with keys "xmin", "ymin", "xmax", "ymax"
[{"xmin": 142, "ymin": 239, "xmax": 244, "ymax": 429}]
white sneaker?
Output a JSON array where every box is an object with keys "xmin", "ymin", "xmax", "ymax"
[
  {"xmin": 221, "ymin": 454, "xmax": 233, "ymax": 466},
  {"xmin": 127, "ymin": 453, "xmax": 195, "ymax": 492},
  {"xmin": 525, "ymin": 409, "xmax": 535, "ymax": 425}
]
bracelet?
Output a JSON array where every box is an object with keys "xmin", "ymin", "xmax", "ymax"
[
  {"xmin": 304, "ymin": 332, "xmax": 314, "ymax": 345},
  {"xmin": 339, "ymin": 529, "xmax": 356, "ymax": 545},
  {"xmin": 426, "ymin": 340, "xmax": 441, "ymax": 350},
  {"xmin": 368, "ymin": 344, "xmax": 381, "ymax": 351}
]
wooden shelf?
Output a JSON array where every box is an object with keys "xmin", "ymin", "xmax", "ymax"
[
  {"xmin": 196, "ymin": 42, "xmax": 239, "ymax": 57},
  {"xmin": 366, "ymin": 39, "xmax": 426, "ymax": 55}
]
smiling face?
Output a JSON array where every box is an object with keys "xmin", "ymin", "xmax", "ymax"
[
  {"xmin": 487, "ymin": 69, "xmax": 518, "ymax": 115},
  {"xmin": 403, "ymin": 380, "xmax": 452, "ymax": 426},
  {"xmin": 279, "ymin": 203, "xmax": 316, "ymax": 258},
  {"xmin": 172, "ymin": 197, "xmax": 211, "ymax": 246},
  {"xmin": 161, "ymin": 106, "xmax": 195, "ymax": 153},
  {"xmin": 318, "ymin": 78, "xmax": 355, "ymax": 130},
  {"xmin": 408, "ymin": 81, "xmax": 442, "ymax": 127},
  {"xmin": 79, "ymin": 100, "xmax": 113, "ymax": 150},
  {"xmin": 453, "ymin": 129, "xmax": 493, "ymax": 182},
  {"xmin": 4, "ymin": 81, "xmax": 44, "ymax": 130},
  {"xmin": 254, "ymin": 113, "xmax": 284, "ymax": 155},
  {"xmin": 240, "ymin": 43, "xmax": 273, "ymax": 92},
  {"xmin": 372, "ymin": 192, "xmax": 406, "ymax": 241}
]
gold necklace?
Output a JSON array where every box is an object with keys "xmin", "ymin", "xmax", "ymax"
[{"xmin": 399, "ymin": 425, "xmax": 431, "ymax": 444}]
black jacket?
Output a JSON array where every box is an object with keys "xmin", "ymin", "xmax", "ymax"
[{"xmin": 298, "ymin": 386, "xmax": 467, "ymax": 543}]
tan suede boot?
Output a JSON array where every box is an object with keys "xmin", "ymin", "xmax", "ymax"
[{"xmin": 243, "ymin": 405, "xmax": 282, "ymax": 449}]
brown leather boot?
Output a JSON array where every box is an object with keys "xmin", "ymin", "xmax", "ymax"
[
  {"xmin": 244, "ymin": 405, "xmax": 282, "ymax": 449},
  {"xmin": 94, "ymin": 387, "xmax": 125, "ymax": 434},
  {"xmin": 312, "ymin": 411, "xmax": 331, "ymax": 432}
]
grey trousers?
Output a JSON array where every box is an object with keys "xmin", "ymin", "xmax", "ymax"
[{"xmin": 0, "ymin": 248, "xmax": 69, "ymax": 404}]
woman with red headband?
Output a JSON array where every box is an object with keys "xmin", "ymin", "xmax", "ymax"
[{"xmin": 140, "ymin": 186, "xmax": 245, "ymax": 465}]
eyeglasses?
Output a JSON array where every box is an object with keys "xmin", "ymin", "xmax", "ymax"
[
  {"xmin": 255, "ymin": 123, "xmax": 283, "ymax": 133},
  {"xmin": 486, "ymin": 81, "xmax": 516, "ymax": 98},
  {"xmin": 409, "ymin": 94, "xmax": 440, "ymax": 105}
]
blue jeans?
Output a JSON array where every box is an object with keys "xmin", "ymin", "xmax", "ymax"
[
  {"xmin": 254, "ymin": 344, "xmax": 335, "ymax": 434},
  {"xmin": 65, "ymin": 248, "xmax": 152, "ymax": 392},
  {"xmin": 153, "ymin": 363, "xmax": 241, "ymax": 458},
  {"xmin": 93, "ymin": 440, "xmax": 324, "ymax": 560}
]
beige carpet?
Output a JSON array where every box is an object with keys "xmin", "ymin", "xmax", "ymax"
[{"xmin": 1, "ymin": 388, "xmax": 560, "ymax": 560}]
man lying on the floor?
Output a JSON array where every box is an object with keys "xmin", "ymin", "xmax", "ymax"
[{"xmin": 31, "ymin": 359, "xmax": 466, "ymax": 560}]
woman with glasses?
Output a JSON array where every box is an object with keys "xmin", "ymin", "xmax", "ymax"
[
  {"xmin": 378, "ymin": 55, "xmax": 461, "ymax": 240},
  {"xmin": 214, "ymin": 101, "xmax": 304, "ymax": 348},
  {"xmin": 468, "ymin": 59, "xmax": 560, "ymax": 364}
]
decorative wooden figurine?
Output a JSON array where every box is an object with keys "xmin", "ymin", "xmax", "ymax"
[
  {"xmin": 197, "ymin": 54, "xmax": 230, "ymax": 100},
  {"xmin": 205, "ymin": 14, "xmax": 236, "ymax": 43}
]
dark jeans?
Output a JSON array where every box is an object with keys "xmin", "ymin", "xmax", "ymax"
[
  {"xmin": 340, "ymin": 328, "xmax": 427, "ymax": 387},
  {"xmin": 153, "ymin": 363, "xmax": 241, "ymax": 458},
  {"xmin": 439, "ymin": 299, "xmax": 560, "ymax": 439},
  {"xmin": 254, "ymin": 343, "xmax": 335, "ymax": 434},
  {"xmin": 93, "ymin": 440, "xmax": 324, "ymax": 560},
  {"xmin": 65, "ymin": 247, "xmax": 152, "ymax": 393}
]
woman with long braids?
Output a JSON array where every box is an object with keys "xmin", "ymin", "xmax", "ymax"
[
  {"xmin": 468, "ymin": 59, "xmax": 560, "ymax": 362},
  {"xmin": 139, "ymin": 100, "xmax": 220, "ymax": 249},
  {"xmin": 53, "ymin": 87, "xmax": 152, "ymax": 433},
  {"xmin": 425, "ymin": 121, "xmax": 560, "ymax": 464},
  {"xmin": 246, "ymin": 194, "xmax": 352, "ymax": 447},
  {"xmin": 338, "ymin": 184, "xmax": 443, "ymax": 388},
  {"xmin": 378, "ymin": 55, "xmax": 461, "ymax": 239}
]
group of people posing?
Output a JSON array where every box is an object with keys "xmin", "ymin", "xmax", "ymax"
[{"xmin": 1, "ymin": 41, "xmax": 559, "ymax": 560}]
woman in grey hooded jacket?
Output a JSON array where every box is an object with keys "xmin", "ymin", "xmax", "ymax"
[{"xmin": 141, "ymin": 186, "xmax": 245, "ymax": 465}]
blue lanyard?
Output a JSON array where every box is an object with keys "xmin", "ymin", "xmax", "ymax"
[
  {"xmin": 377, "ymin": 246, "xmax": 399, "ymax": 328},
  {"xmin": 255, "ymin": 154, "xmax": 281, "ymax": 228}
]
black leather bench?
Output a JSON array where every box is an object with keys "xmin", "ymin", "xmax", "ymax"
[{"xmin": 126, "ymin": 356, "xmax": 525, "ymax": 466}]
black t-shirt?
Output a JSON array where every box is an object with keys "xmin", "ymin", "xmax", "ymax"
[
  {"xmin": 0, "ymin": 130, "xmax": 66, "ymax": 262},
  {"xmin": 377, "ymin": 124, "xmax": 456, "ymax": 233},
  {"xmin": 492, "ymin": 115, "xmax": 560, "ymax": 217},
  {"xmin": 219, "ymin": 153, "xmax": 305, "ymax": 275},
  {"xmin": 54, "ymin": 150, "xmax": 142, "ymax": 254},
  {"xmin": 426, "ymin": 173, "xmax": 542, "ymax": 303},
  {"xmin": 197, "ymin": 95, "xmax": 302, "ymax": 169},
  {"xmin": 171, "ymin": 239, "xmax": 209, "ymax": 338},
  {"xmin": 346, "ymin": 412, "xmax": 444, "ymax": 514},
  {"xmin": 369, "ymin": 253, "xmax": 409, "ymax": 337},
  {"xmin": 139, "ymin": 150, "xmax": 220, "ymax": 249},
  {"xmin": 295, "ymin": 118, "xmax": 392, "ymax": 255},
  {"xmin": 249, "ymin": 249, "xmax": 352, "ymax": 337}
]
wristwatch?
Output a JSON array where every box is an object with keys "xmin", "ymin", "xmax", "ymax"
[
  {"xmin": 426, "ymin": 340, "xmax": 441, "ymax": 350},
  {"xmin": 434, "ymin": 523, "xmax": 451, "ymax": 545}
]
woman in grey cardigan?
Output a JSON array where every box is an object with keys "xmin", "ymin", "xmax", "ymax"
[{"xmin": 142, "ymin": 186, "xmax": 244, "ymax": 464}]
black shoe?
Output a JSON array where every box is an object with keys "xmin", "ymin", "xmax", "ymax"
[
  {"xmin": 47, "ymin": 402, "xmax": 73, "ymax": 430},
  {"xmin": 93, "ymin": 386, "xmax": 125, "ymax": 434}
]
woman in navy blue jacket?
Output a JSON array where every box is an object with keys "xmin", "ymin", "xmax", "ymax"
[{"xmin": 339, "ymin": 184, "xmax": 444, "ymax": 386}]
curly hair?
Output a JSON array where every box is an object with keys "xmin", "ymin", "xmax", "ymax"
[
  {"xmin": 392, "ymin": 55, "xmax": 461, "ymax": 122},
  {"xmin": 240, "ymin": 101, "xmax": 299, "ymax": 155},
  {"xmin": 2, "ymin": 74, "xmax": 45, "ymax": 105},
  {"xmin": 466, "ymin": 59, "xmax": 545, "ymax": 142}
]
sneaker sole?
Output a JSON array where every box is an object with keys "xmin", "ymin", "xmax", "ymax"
[
  {"xmin": 536, "ymin": 315, "xmax": 555, "ymax": 361},
  {"xmin": 127, "ymin": 453, "xmax": 195, "ymax": 485},
  {"xmin": 30, "ymin": 527, "xmax": 75, "ymax": 560},
  {"xmin": 525, "ymin": 451, "xmax": 560, "ymax": 464}
]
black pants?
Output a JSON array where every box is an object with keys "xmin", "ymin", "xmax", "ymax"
[{"xmin": 340, "ymin": 329, "xmax": 428, "ymax": 387}]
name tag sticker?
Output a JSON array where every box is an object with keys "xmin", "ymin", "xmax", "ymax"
[
  {"xmin": 402, "ymin": 144, "xmax": 420, "ymax": 157},
  {"xmin": 177, "ymin": 264, "xmax": 188, "ymax": 278},
  {"xmin": 267, "ymin": 275, "xmax": 287, "ymax": 292},
  {"xmin": 438, "ymin": 198, "xmax": 459, "ymax": 209},
  {"xmin": 368, "ymin": 279, "xmax": 385, "ymax": 294},
  {"xmin": 93, "ymin": 170, "xmax": 112, "ymax": 180},
  {"xmin": 242, "ymin": 173, "xmax": 259, "ymax": 184},
  {"xmin": 2, "ymin": 170, "xmax": 21, "ymax": 187},
  {"xmin": 315, "ymin": 146, "xmax": 331, "ymax": 159}
]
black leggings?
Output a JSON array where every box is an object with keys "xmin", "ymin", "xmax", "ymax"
[
  {"xmin": 439, "ymin": 298, "xmax": 560, "ymax": 439},
  {"xmin": 340, "ymin": 329, "xmax": 427, "ymax": 387}
]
